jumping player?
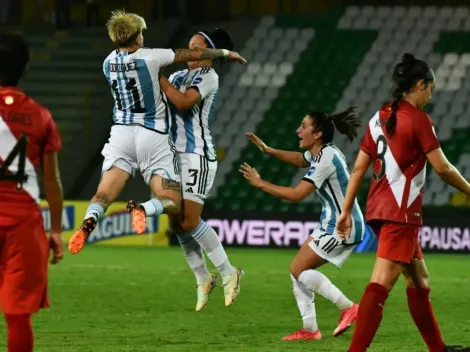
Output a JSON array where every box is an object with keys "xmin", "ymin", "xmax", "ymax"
[
  {"xmin": 0, "ymin": 33, "xmax": 64, "ymax": 352},
  {"xmin": 240, "ymin": 109, "xmax": 364, "ymax": 341},
  {"xmin": 129, "ymin": 28, "xmax": 243, "ymax": 310},
  {"xmin": 68, "ymin": 10, "xmax": 246, "ymax": 254},
  {"xmin": 336, "ymin": 53, "xmax": 470, "ymax": 352}
]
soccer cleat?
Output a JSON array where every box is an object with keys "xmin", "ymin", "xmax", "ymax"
[
  {"xmin": 445, "ymin": 346, "xmax": 469, "ymax": 351},
  {"xmin": 68, "ymin": 218, "xmax": 97, "ymax": 254},
  {"xmin": 127, "ymin": 200, "xmax": 146, "ymax": 234},
  {"xmin": 333, "ymin": 303, "xmax": 359, "ymax": 337},
  {"xmin": 223, "ymin": 267, "xmax": 244, "ymax": 307},
  {"xmin": 281, "ymin": 329, "xmax": 322, "ymax": 341},
  {"xmin": 195, "ymin": 274, "xmax": 217, "ymax": 312}
]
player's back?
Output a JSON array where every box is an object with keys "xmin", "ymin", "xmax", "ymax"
[
  {"xmin": 0, "ymin": 87, "xmax": 61, "ymax": 217},
  {"xmin": 168, "ymin": 67, "xmax": 219, "ymax": 161},
  {"xmin": 103, "ymin": 48, "xmax": 175, "ymax": 133},
  {"xmin": 360, "ymin": 100, "xmax": 440, "ymax": 224}
]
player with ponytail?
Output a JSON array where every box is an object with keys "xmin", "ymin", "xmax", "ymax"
[
  {"xmin": 337, "ymin": 53, "xmax": 470, "ymax": 351},
  {"xmin": 241, "ymin": 107, "xmax": 371, "ymax": 341}
]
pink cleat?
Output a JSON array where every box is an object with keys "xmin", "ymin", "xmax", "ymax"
[
  {"xmin": 333, "ymin": 303, "xmax": 359, "ymax": 337},
  {"xmin": 281, "ymin": 329, "xmax": 322, "ymax": 341}
]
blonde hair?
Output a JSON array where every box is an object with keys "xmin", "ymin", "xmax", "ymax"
[{"xmin": 106, "ymin": 10, "xmax": 147, "ymax": 46}]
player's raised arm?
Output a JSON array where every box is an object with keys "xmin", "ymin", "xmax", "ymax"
[
  {"xmin": 239, "ymin": 162, "xmax": 315, "ymax": 202},
  {"xmin": 246, "ymin": 133, "xmax": 309, "ymax": 167},
  {"xmin": 172, "ymin": 48, "xmax": 247, "ymax": 65}
]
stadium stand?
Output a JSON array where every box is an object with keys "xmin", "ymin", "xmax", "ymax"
[{"xmin": 208, "ymin": 6, "xmax": 470, "ymax": 211}]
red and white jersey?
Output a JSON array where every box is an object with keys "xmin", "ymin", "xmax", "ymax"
[
  {"xmin": 360, "ymin": 100, "xmax": 440, "ymax": 225},
  {"xmin": 0, "ymin": 87, "xmax": 62, "ymax": 215}
]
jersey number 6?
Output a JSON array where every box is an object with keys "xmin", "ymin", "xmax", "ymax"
[
  {"xmin": 373, "ymin": 135, "xmax": 388, "ymax": 181},
  {"xmin": 0, "ymin": 134, "xmax": 29, "ymax": 190}
]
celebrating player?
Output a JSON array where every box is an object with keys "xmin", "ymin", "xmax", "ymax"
[
  {"xmin": 0, "ymin": 33, "xmax": 64, "ymax": 352},
  {"xmin": 128, "ymin": 28, "xmax": 243, "ymax": 311},
  {"xmin": 68, "ymin": 10, "xmax": 247, "ymax": 254},
  {"xmin": 241, "ymin": 109, "xmax": 364, "ymax": 341},
  {"xmin": 336, "ymin": 54, "xmax": 470, "ymax": 352}
]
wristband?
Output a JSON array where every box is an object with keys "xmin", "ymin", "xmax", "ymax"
[{"xmin": 222, "ymin": 49, "xmax": 229, "ymax": 57}]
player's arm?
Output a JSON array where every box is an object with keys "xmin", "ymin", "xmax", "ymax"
[
  {"xmin": 42, "ymin": 152, "xmax": 63, "ymax": 234},
  {"xmin": 239, "ymin": 162, "xmax": 315, "ymax": 202},
  {"xmin": 246, "ymin": 133, "xmax": 309, "ymax": 167},
  {"xmin": 341, "ymin": 150, "xmax": 371, "ymax": 213},
  {"xmin": 160, "ymin": 75, "xmax": 200, "ymax": 110},
  {"xmin": 426, "ymin": 149, "xmax": 470, "ymax": 195},
  {"xmin": 172, "ymin": 48, "xmax": 247, "ymax": 65}
]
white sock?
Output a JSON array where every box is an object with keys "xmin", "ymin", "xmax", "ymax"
[
  {"xmin": 297, "ymin": 270, "xmax": 354, "ymax": 311},
  {"xmin": 84, "ymin": 203, "xmax": 105, "ymax": 222},
  {"xmin": 290, "ymin": 274, "xmax": 318, "ymax": 332},
  {"xmin": 176, "ymin": 232, "xmax": 209, "ymax": 285},
  {"xmin": 140, "ymin": 198, "xmax": 164, "ymax": 217},
  {"xmin": 191, "ymin": 221, "xmax": 234, "ymax": 278}
]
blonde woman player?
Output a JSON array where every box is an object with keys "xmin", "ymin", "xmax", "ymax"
[{"xmin": 68, "ymin": 10, "xmax": 246, "ymax": 254}]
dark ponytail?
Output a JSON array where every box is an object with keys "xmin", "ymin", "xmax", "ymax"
[
  {"xmin": 307, "ymin": 107, "xmax": 361, "ymax": 144},
  {"xmin": 196, "ymin": 28, "xmax": 234, "ymax": 65},
  {"xmin": 388, "ymin": 53, "xmax": 435, "ymax": 136}
]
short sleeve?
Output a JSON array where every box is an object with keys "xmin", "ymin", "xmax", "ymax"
[
  {"xmin": 42, "ymin": 110, "xmax": 62, "ymax": 154},
  {"xmin": 415, "ymin": 113, "xmax": 440, "ymax": 154},
  {"xmin": 360, "ymin": 125, "xmax": 375, "ymax": 156},
  {"xmin": 188, "ymin": 71, "xmax": 218, "ymax": 99},
  {"xmin": 303, "ymin": 151, "xmax": 313, "ymax": 164},
  {"xmin": 150, "ymin": 48, "xmax": 175, "ymax": 68},
  {"xmin": 302, "ymin": 155, "xmax": 334, "ymax": 189}
]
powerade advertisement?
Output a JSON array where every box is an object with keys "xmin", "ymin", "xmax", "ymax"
[
  {"xmin": 40, "ymin": 200, "xmax": 169, "ymax": 246},
  {"xmin": 202, "ymin": 211, "xmax": 470, "ymax": 253}
]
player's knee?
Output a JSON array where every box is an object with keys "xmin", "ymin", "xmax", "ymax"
[
  {"xmin": 180, "ymin": 216, "xmax": 200, "ymax": 233},
  {"xmin": 289, "ymin": 260, "xmax": 302, "ymax": 280}
]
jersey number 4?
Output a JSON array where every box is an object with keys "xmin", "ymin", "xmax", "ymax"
[
  {"xmin": 111, "ymin": 78, "xmax": 147, "ymax": 113},
  {"xmin": 373, "ymin": 135, "xmax": 388, "ymax": 181},
  {"xmin": 0, "ymin": 134, "xmax": 29, "ymax": 190}
]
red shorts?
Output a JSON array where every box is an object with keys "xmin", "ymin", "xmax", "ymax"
[
  {"xmin": 369, "ymin": 220, "xmax": 423, "ymax": 264},
  {"xmin": 0, "ymin": 210, "xmax": 50, "ymax": 314}
]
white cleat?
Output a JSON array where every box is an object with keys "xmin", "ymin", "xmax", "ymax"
[
  {"xmin": 223, "ymin": 267, "xmax": 244, "ymax": 307},
  {"xmin": 195, "ymin": 274, "xmax": 217, "ymax": 312}
]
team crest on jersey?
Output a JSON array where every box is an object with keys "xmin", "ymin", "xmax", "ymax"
[{"xmin": 307, "ymin": 166, "xmax": 316, "ymax": 176}]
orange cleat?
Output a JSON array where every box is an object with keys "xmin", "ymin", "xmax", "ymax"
[
  {"xmin": 127, "ymin": 200, "xmax": 146, "ymax": 234},
  {"xmin": 68, "ymin": 218, "xmax": 96, "ymax": 254},
  {"xmin": 282, "ymin": 329, "xmax": 322, "ymax": 341},
  {"xmin": 333, "ymin": 303, "xmax": 359, "ymax": 337}
]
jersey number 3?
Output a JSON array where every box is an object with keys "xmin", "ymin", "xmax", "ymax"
[
  {"xmin": 111, "ymin": 78, "xmax": 147, "ymax": 113},
  {"xmin": 0, "ymin": 134, "xmax": 29, "ymax": 190},
  {"xmin": 373, "ymin": 135, "xmax": 388, "ymax": 181}
]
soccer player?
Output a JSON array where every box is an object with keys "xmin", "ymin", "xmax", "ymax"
[
  {"xmin": 128, "ymin": 28, "xmax": 243, "ymax": 311},
  {"xmin": 68, "ymin": 10, "xmax": 247, "ymax": 254},
  {"xmin": 240, "ymin": 109, "xmax": 364, "ymax": 341},
  {"xmin": 336, "ymin": 53, "xmax": 470, "ymax": 352},
  {"xmin": 0, "ymin": 33, "xmax": 64, "ymax": 352}
]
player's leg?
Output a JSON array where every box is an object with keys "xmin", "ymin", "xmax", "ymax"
[
  {"xmin": 403, "ymin": 254, "xmax": 446, "ymax": 352},
  {"xmin": 177, "ymin": 153, "xmax": 242, "ymax": 307},
  {"xmin": 69, "ymin": 125, "xmax": 136, "ymax": 254},
  {"xmin": 348, "ymin": 221, "xmax": 416, "ymax": 352},
  {"xmin": 0, "ymin": 212, "xmax": 50, "ymax": 352},
  {"xmin": 169, "ymin": 213, "xmax": 216, "ymax": 312}
]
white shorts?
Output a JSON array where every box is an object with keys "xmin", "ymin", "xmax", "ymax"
[
  {"xmin": 101, "ymin": 124, "xmax": 179, "ymax": 184},
  {"xmin": 178, "ymin": 153, "xmax": 217, "ymax": 204},
  {"xmin": 308, "ymin": 228, "xmax": 357, "ymax": 268}
]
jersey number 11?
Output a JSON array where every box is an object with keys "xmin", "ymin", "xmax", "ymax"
[{"xmin": 112, "ymin": 78, "xmax": 147, "ymax": 114}]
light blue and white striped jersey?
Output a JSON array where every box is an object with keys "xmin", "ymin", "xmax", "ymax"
[
  {"xmin": 303, "ymin": 144, "xmax": 365, "ymax": 244},
  {"xmin": 103, "ymin": 48, "xmax": 175, "ymax": 133},
  {"xmin": 168, "ymin": 67, "xmax": 218, "ymax": 160}
]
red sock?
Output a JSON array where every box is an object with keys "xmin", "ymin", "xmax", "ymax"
[
  {"xmin": 348, "ymin": 283, "xmax": 389, "ymax": 352},
  {"xmin": 4, "ymin": 314, "xmax": 34, "ymax": 352},
  {"xmin": 407, "ymin": 288, "xmax": 446, "ymax": 352}
]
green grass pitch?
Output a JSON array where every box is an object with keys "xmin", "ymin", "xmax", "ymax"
[{"xmin": 1, "ymin": 247, "xmax": 469, "ymax": 351}]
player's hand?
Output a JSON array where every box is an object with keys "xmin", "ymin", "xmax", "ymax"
[
  {"xmin": 246, "ymin": 132, "xmax": 269, "ymax": 153},
  {"xmin": 336, "ymin": 212, "xmax": 352, "ymax": 241},
  {"xmin": 239, "ymin": 162, "xmax": 263, "ymax": 187},
  {"xmin": 227, "ymin": 51, "xmax": 247, "ymax": 64},
  {"xmin": 49, "ymin": 232, "xmax": 64, "ymax": 264}
]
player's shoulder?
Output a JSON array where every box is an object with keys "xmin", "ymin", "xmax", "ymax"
[
  {"xmin": 104, "ymin": 50, "xmax": 118, "ymax": 62},
  {"xmin": 196, "ymin": 66, "xmax": 218, "ymax": 78},
  {"xmin": 310, "ymin": 145, "xmax": 335, "ymax": 166},
  {"xmin": 134, "ymin": 47, "xmax": 174, "ymax": 59}
]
